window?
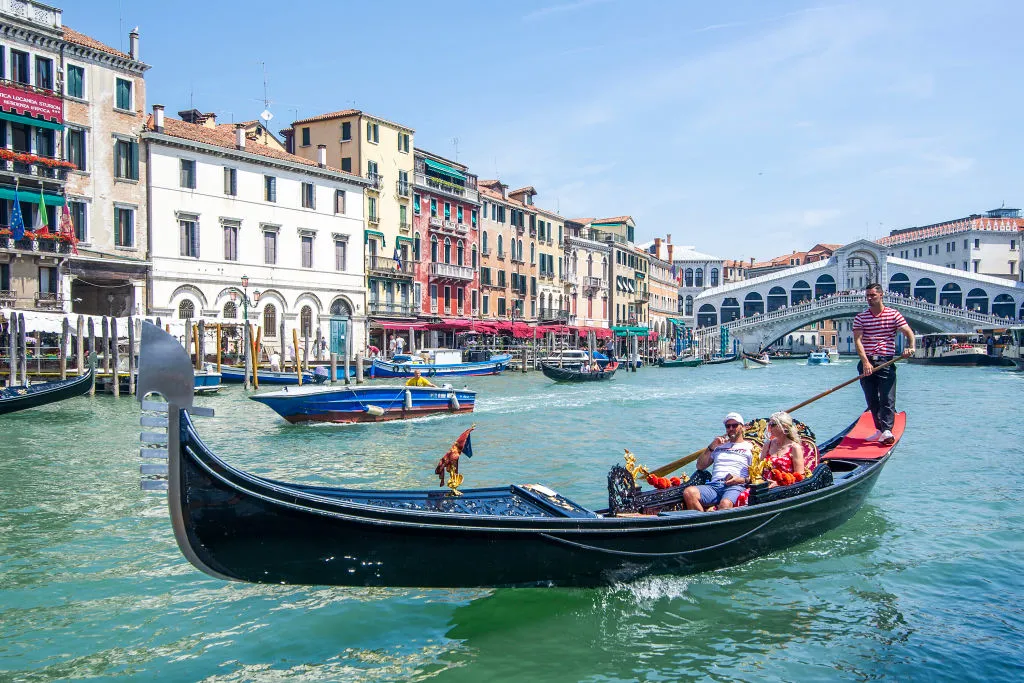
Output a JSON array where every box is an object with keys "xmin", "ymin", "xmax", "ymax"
[
  {"xmin": 114, "ymin": 206, "xmax": 134, "ymax": 247},
  {"xmin": 115, "ymin": 78, "xmax": 132, "ymax": 110},
  {"xmin": 334, "ymin": 189, "xmax": 346, "ymax": 214},
  {"xmin": 471, "ymin": 209, "xmax": 477, "ymax": 228},
  {"xmin": 498, "ymin": 298, "xmax": 507, "ymax": 316},
  {"xmin": 223, "ymin": 223, "xmax": 238, "ymax": 261},
  {"xmin": 444, "ymin": 202, "xmax": 451, "ymax": 220},
  {"xmin": 301, "ymin": 127, "xmax": 310, "ymax": 146},
  {"xmin": 264, "ymin": 230, "xmax": 278, "ymax": 264},
  {"xmin": 180, "ymin": 159, "xmax": 196, "ymax": 189},
  {"xmin": 414, "ymin": 233, "xmax": 421, "ymax": 260},
  {"xmin": 0, "ymin": 263, "xmax": 8, "ymax": 292},
  {"xmin": 430, "ymin": 198, "xmax": 437, "ymax": 217},
  {"xmin": 222, "ymin": 301, "xmax": 237, "ymax": 319},
  {"xmin": 341, "ymin": 157, "xmax": 352, "ymax": 172},
  {"xmin": 413, "ymin": 193, "xmax": 421, "ymax": 214},
  {"xmin": 67, "ymin": 127, "xmax": 86, "ymax": 170},
  {"xmin": 431, "ymin": 235, "xmax": 438, "ymax": 262},
  {"xmin": 66, "ymin": 64, "xmax": 84, "ymax": 98},
  {"xmin": 444, "ymin": 237, "xmax": 451, "ymax": 263},
  {"xmin": 397, "ymin": 132, "xmax": 410, "ymax": 152},
  {"xmin": 335, "ymin": 239, "xmax": 347, "ymax": 271},
  {"xmin": 974, "ymin": 238, "xmax": 980, "ymax": 249},
  {"xmin": 341, "ymin": 121, "xmax": 351, "ymax": 141},
  {"xmin": 68, "ymin": 200, "xmax": 87, "ymax": 241},
  {"xmin": 263, "ymin": 305, "xmax": 277, "ymax": 337},
  {"xmin": 457, "ymin": 206, "xmax": 464, "ymax": 224},
  {"xmin": 366, "ymin": 121, "xmax": 379, "ymax": 143},
  {"xmin": 457, "ymin": 288, "xmax": 464, "ymax": 313},
  {"xmin": 35, "ymin": 56, "xmax": 53, "ymax": 90},
  {"xmin": 430, "ymin": 284, "xmax": 437, "ymax": 308},
  {"xmin": 39, "ymin": 266, "xmax": 57, "ymax": 294},
  {"xmin": 11, "ymin": 50, "xmax": 29, "ymax": 84},
  {"xmin": 367, "ymin": 159, "xmax": 378, "ymax": 179},
  {"xmin": 301, "ymin": 235, "xmax": 314, "ymax": 268},
  {"xmin": 301, "ymin": 182, "xmax": 315, "ymax": 209},
  {"xmin": 399, "ymin": 203, "xmax": 407, "ymax": 228},
  {"xmin": 457, "ymin": 240, "xmax": 464, "ymax": 265},
  {"xmin": 114, "ymin": 138, "xmax": 139, "ymax": 180},
  {"xmin": 224, "ymin": 167, "xmax": 237, "ymax": 195},
  {"xmin": 180, "ymin": 218, "xmax": 199, "ymax": 257},
  {"xmin": 178, "ymin": 300, "xmax": 195, "ymax": 320},
  {"xmin": 483, "ymin": 294, "xmax": 489, "ymax": 315},
  {"xmin": 264, "ymin": 175, "xmax": 276, "ymax": 202},
  {"xmin": 368, "ymin": 197, "xmax": 378, "ymax": 222},
  {"xmin": 1012, "ymin": 240, "xmax": 1017, "ymax": 250}
]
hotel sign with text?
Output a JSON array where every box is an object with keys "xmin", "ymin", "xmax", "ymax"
[{"xmin": 0, "ymin": 83, "xmax": 63, "ymax": 124}]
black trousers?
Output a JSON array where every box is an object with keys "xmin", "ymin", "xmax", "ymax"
[{"xmin": 857, "ymin": 360, "xmax": 897, "ymax": 431}]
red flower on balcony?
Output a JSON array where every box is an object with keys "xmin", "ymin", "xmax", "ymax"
[{"xmin": 0, "ymin": 147, "xmax": 76, "ymax": 170}]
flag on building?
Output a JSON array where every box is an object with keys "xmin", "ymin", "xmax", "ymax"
[
  {"xmin": 10, "ymin": 186, "xmax": 25, "ymax": 240},
  {"xmin": 33, "ymin": 187, "xmax": 49, "ymax": 235},
  {"xmin": 58, "ymin": 202, "xmax": 79, "ymax": 255},
  {"xmin": 393, "ymin": 246, "xmax": 402, "ymax": 271}
]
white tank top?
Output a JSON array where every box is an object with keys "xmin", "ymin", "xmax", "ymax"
[{"xmin": 711, "ymin": 441, "xmax": 753, "ymax": 482}]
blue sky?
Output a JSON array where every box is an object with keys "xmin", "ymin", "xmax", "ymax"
[{"xmin": 61, "ymin": 0, "xmax": 1024, "ymax": 261}]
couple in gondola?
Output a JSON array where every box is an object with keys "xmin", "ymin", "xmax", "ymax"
[{"xmin": 682, "ymin": 410, "xmax": 807, "ymax": 512}]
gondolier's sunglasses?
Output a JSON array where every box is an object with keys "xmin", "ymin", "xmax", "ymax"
[{"xmin": 724, "ymin": 422, "xmax": 742, "ymax": 429}]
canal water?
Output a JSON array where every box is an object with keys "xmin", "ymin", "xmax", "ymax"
[{"xmin": 1, "ymin": 360, "xmax": 1021, "ymax": 681}]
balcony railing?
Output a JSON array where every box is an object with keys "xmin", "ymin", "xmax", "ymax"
[
  {"xmin": 414, "ymin": 171, "xmax": 479, "ymax": 202},
  {"xmin": 366, "ymin": 173, "xmax": 383, "ymax": 191},
  {"xmin": 637, "ymin": 291, "xmax": 650, "ymax": 303},
  {"xmin": 539, "ymin": 309, "xmax": 570, "ymax": 323},
  {"xmin": 0, "ymin": 289, "xmax": 15, "ymax": 307},
  {"xmin": 584, "ymin": 276, "xmax": 603, "ymax": 290},
  {"xmin": 429, "ymin": 216, "xmax": 442, "ymax": 228},
  {"xmin": 367, "ymin": 301, "xmax": 417, "ymax": 316},
  {"xmin": 430, "ymin": 262, "xmax": 474, "ymax": 281},
  {"xmin": 396, "ymin": 180, "xmax": 410, "ymax": 197},
  {"xmin": 367, "ymin": 213, "xmax": 380, "ymax": 225},
  {"xmin": 365, "ymin": 255, "xmax": 414, "ymax": 276},
  {"xmin": 0, "ymin": 151, "xmax": 74, "ymax": 180},
  {"xmin": 510, "ymin": 256, "xmax": 525, "ymax": 265},
  {"xmin": 455, "ymin": 223, "xmax": 469, "ymax": 235},
  {"xmin": 481, "ymin": 247, "xmax": 490, "ymax": 256},
  {"xmin": 34, "ymin": 292, "xmax": 63, "ymax": 309}
]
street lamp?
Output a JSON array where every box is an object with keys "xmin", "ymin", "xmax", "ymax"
[{"xmin": 229, "ymin": 275, "xmax": 261, "ymax": 389}]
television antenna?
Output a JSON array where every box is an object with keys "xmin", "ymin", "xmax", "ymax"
[
  {"xmin": 451, "ymin": 137, "xmax": 460, "ymax": 161},
  {"xmin": 258, "ymin": 61, "xmax": 273, "ymax": 123}
]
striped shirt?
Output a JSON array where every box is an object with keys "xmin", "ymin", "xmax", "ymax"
[{"xmin": 853, "ymin": 306, "xmax": 908, "ymax": 356}]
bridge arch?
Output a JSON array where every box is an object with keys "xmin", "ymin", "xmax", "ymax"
[
  {"xmin": 697, "ymin": 304, "xmax": 717, "ymax": 328},
  {"xmin": 791, "ymin": 280, "xmax": 812, "ymax": 305},
  {"xmin": 914, "ymin": 278, "xmax": 936, "ymax": 303},
  {"xmin": 939, "ymin": 283, "xmax": 962, "ymax": 307},
  {"xmin": 815, "ymin": 274, "xmax": 836, "ymax": 298},
  {"xmin": 993, "ymin": 294, "xmax": 1015, "ymax": 318},
  {"xmin": 744, "ymin": 291, "xmax": 764, "ymax": 317},
  {"xmin": 888, "ymin": 272, "xmax": 911, "ymax": 297},
  {"xmin": 966, "ymin": 288, "xmax": 988, "ymax": 314},
  {"xmin": 767, "ymin": 286, "xmax": 787, "ymax": 312},
  {"xmin": 721, "ymin": 297, "xmax": 741, "ymax": 322}
]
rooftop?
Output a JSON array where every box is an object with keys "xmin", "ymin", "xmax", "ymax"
[
  {"xmin": 291, "ymin": 109, "xmax": 413, "ymax": 133},
  {"xmin": 63, "ymin": 26, "xmax": 131, "ymax": 60}
]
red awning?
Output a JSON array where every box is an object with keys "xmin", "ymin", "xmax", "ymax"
[
  {"xmin": 511, "ymin": 322, "xmax": 537, "ymax": 339},
  {"xmin": 489, "ymin": 321, "xmax": 513, "ymax": 332}
]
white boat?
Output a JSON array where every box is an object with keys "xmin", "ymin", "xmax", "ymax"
[{"xmin": 807, "ymin": 351, "xmax": 830, "ymax": 365}]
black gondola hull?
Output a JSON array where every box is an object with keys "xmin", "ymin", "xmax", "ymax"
[
  {"xmin": 0, "ymin": 369, "xmax": 93, "ymax": 415},
  {"xmin": 540, "ymin": 362, "xmax": 618, "ymax": 382},
  {"xmin": 173, "ymin": 412, "xmax": 890, "ymax": 588}
]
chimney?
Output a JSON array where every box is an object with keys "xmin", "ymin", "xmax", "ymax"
[
  {"xmin": 235, "ymin": 124, "xmax": 245, "ymax": 150},
  {"xmin": 666, "ymin": 233, "xmax": 672, "ymax": 244},
  {"xmin": 317, "ymin": 144, "xmax": 327, "ymax": 167},
  {"xmin": 654, "ymin": 237, "xmax": 662, "ymax": 260},
  {"xmin": 750, "ymin": 257, "xmax": 755, "ymax": 266},
  {"xmin": 281, "ymin": 129, "xmax": 293, "ymax": 154},
  {"xmin": 667, "ymin": 243, "xmax": 674, "ymax": 263},
  {"xmin": 200, "ymin": 112, "xmax": 217, "ymax": 128},
  {"xmin": 129, "ymin": 27, "xmax": 139, "ymax": 60},
  {"xmin": 152, "ymin": 104, "xmax": 164, "ymax": 133}
]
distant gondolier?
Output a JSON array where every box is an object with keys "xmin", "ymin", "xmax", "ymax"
[{"xmin": 853, "ymin": 283, "xmax": 915, "ymax": 445}]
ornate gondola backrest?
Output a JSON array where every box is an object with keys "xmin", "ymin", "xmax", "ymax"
[{"xmin": 743, "ymin": 417, "xmax": 819, "ymax": 473}]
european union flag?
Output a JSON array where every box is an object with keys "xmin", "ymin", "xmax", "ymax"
[{"xmin": 10, "ymin": 187, "xmax": 24, "ymax": 240}]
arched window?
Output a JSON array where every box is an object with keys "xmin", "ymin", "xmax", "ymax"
[
  {"xmin": 914, "ymin": 278, "xmax": 936, "ymax": 303},
  {"xmin": 888, "ymin": 273, "xmax": 911, "ymax": 297},
  {"xmin": 939, "ymin": 283, "xmax": 962, "ymax": 307},
  {"xmin": 444, "ymin": 237, "xmax": 452, "ymax": 264},
  {"xmin": 684, "ymin": 268, "xmax": 694, "ymax": 287},
  {"xmin": 482, "ymin": 231, "xmax": 488, "ymax": 253},
  {"xmin": 695, "ymin": 268, "xmax": 704, "ymax": 287},
  {"xmin": 697, "ymin": 304, "xmax": 717, "ymax": 328},
  {"xmin": 814, "ymin": 274, "xmax": 836, "ymax": 298},
  {"xmin": 685, "ymin": 295, "xmax": 693, "ymax": 316},
  {"xmin": 414, "ymin": 233, "xmax": 421, "ymax": 261},
  {"xmin": 992, "ymin": 294, "xmax": 1014, "ymax": 318},
  {"xmin": 472, "ymin": 245, "xmax": 478, "ymax": 269},
  {"xmin": 744, "ymin": 292, "xmax": 764, "ymax": 317},
  {"xmin": 300, "ymin": 305, "xmax": 312, "ymax": 337},
  {"xmin": 767, "ymin": 286, "xmax": 787, "ymax": 312},
  {"xmin": 497, "ymin": 235, "xmax": 504, "ymax": 257},
  {"xmin": 222, "ymin": 301, "xmax": 237, "ymax": 319},
  {"xmin": 587, "ymin": 254, "xmax": 593, "ymax": 276},
  {"xmin": 710, "ymin": 268, "xmax": 719, "ymax": 287},
  {"xmin": 966, "ymin": 287, "xmax": 988, "ymax": 313},
  {"xmin": 430, "ymin": 235, "xmax": 438, "ymax": 262},
  {"xmin": 791, "ymin": 280, "xmax": 812, "ymax": 305},
  {"xmin": 263, "ymin": 304, "xmax": 277, "ymax": 337},
  {"xmin": 518, "ymin": 239, "xmax": 524, "ymax": 260},
  {"xmin": 457, "ymin": 240, "xmax": 464, "ymax": 266},
  {"xmin": 178, "ymin": 300, "xmax": 195, "ymax": 319},
  {"xmin": 530, "ymin": 242, "xmax": 535, "ymax": 264},
  {"xmin": 721, "ymin": 297, "xmax": 741, "ymax": 322},
  {"xmin": 330, "ymin": 299, "xmax": 352, "ymax": 317}
]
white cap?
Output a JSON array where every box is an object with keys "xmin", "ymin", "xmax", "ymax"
[{"xmin": 723, "ymin": 412, "xmax": 744, "ymax": 425}]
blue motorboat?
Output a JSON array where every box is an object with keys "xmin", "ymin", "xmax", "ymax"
[
  {"xmin": 192, "ymin": 368, "xmax": 222, "ymax": 394},
  {"xmin": 370, "ymin": 353, "xmax": 512, "ymax": 378},
  {"xmin": 250, "ymin": 384, "xmax": 476, "ymax": 423},
  {"xmin": 807, "ymin": 351, "xmax": 831, "ymax": 365},
  {"xmin": 219, "ymin": 366, "xmax": 327, "ymax": 385}
]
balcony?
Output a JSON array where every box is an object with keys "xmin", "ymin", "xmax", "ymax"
[
  {"xmin": 396, "ymin": 180, "xmax": 410, "ymax": 197},
  {"xmin": 584, "ymin": 276, "xmax": 603, "ymax": 290},
  {"xmin": 429, "ymin": 216, "xmax": 442, "ymax": 228},
  {"xmin": 455, "ymin": 222, "xmax": 469, "ymax": 235},
  {"xmin": 414, "ymin": 171, "xmax": 479, "ymax": 202},
  {"xmin": 365, "ymin": 254, "xmax": 414, "ymax": 277},
  {"xmin": 0, "ymin": 231, "xmax": 74, "ymax": 252},
  {"xmin": 510, "ymin": 255, "xmax": 525, "ymax": 265},
  {"xmin": 637, "ymin": 291, "xmax": 650, "ymax": 303},
  {"xmin": 430, "ymin": 262, "xmax": 474, "ymax": 281},
  {"xmin": 481, "ymin": 247, "xmax": 490, "ymax": 256},
  {"xmin": 34, "ymin": 291, "xmax": 63, "ymax": 310},
  {"xmin": 0, "ymin": 150, "xmax": 74, "ymax": 181},
  {"xmin": 367, "ymin": 301, "xmax": 417, "ymax": 317},
  {"xmin": 366, "ymin": 173, "xmax": 383, "ymax": 191},
  {"xmin": 398, "ymin": 221, "xmax": 410, "ymax": 234},
  {"xmin": 0, "ymin": 290, "xmax": 15, "ymax": 307},
  {"xmin": 367, "ymin": 213, "xmax": 380, "ymax": 225},
  {"xmin": 539, "ymin": 309, "xmax": 570, "ymax": 323}
]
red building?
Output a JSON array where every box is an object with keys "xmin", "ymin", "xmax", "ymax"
[{"xmin": 411, "ymin": 151, "xmax": 481, "ymax": 325}]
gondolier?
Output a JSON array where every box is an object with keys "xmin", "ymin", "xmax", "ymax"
[{"xmin": 853, "ymin": 283, "xmax": 915, "ymax": 446}]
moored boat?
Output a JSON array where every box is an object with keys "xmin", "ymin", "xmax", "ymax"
[
  {"xmin": 704, "ymin": 354, "xmax": 739, "ymax": 365},
  {"xmin": 370, "ymin": 352, "xmax": 512, "ymax": 378},
  {"xmin": 910, "ymin": 333, "xmax": 1014, "ymax": 367},
  {"xmin": 540, "ymin": 361, "xmax": 618, "ymax": 382},
  {"xmin": 657, "ymin": 355, "xmax": 703, "ymax": 368},
  {"xmin": 250, "ymin": 383, "xmax": 476, "ymax": 423},
  {"xmin": 0, "ymin": 368, "xmax": 93, "ymax": 415},
  {"xmin": 135, "ymin": 321, "xmax": 904, "ymax": 588},
  {"xmin": 219, "ymin": 365, "xmax": 326, "ymax": 385}
]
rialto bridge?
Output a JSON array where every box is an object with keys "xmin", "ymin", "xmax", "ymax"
[{"xmin": 689, "ymin": 240, "xmax": 1024, "ymax": 355}]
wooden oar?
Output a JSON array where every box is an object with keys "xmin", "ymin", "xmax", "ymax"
[{"xmin": 648, "ymin": 356, "xmax": 903, "ymax": 478}]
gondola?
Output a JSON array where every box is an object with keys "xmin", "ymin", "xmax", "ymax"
[
  {"xmin": 540, "ymin": 361, "xmax": 618, "ymax": 382},
  {"xmin": 136, "ymin": 322, "xmax": 903, "ymax": 588},
  {"xmin": 704, "ymin": 354, "xmax": 739, "ymax": 365},
  {"xmin": 741, "ymin": 352, "xmax": 771, "ymax": 368},
  {"xmin": 0, "ymin": 368, "xmax": 93, "ymax": 415},
  {"xmin": 657, "ymin": 356, "xmax": 703, "ymax": 368}
]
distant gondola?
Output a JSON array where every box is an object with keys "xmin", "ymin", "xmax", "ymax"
[
  {"xmin": 135, "ymin": 322, "xmax": 903, "ymax": 588},
  {"xmin": 704, "ymin": 355, "xmax": 739, "ymax": 365},
  {"xmin": 0, "ymin": 368, "xmax": 93, "ymax": 415},
  {"xmin": 741, "ymin": 352, "xmax": 771, "ymax": 368},
  {"xmin": 540, "ymin": 361, "xmax": 618, "ymax": 382},
  {"xmin": 657, "ymin": 355, "xmax": 703, "ymax": 368}
]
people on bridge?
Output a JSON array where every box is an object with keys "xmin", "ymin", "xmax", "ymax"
[
  {"xmin": 853, "ymin": 283, "xmax": 915, "ymax": 446},
  {"xmin": 683, "ymin": 412, "xmax": 753, "ymax": 512}
]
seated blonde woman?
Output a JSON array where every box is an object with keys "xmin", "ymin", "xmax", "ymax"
[{"xmin": 764, "ymin": 411, "xmax": 806, "ymax": 486}]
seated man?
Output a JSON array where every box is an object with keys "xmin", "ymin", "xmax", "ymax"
[
  {"xmin": 683, "ymin": 412, "xmax": 753, "ymax": 512},
  {"xmin": 405, "ymin": 369, "xmax": 436, "ymax": 387}
]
